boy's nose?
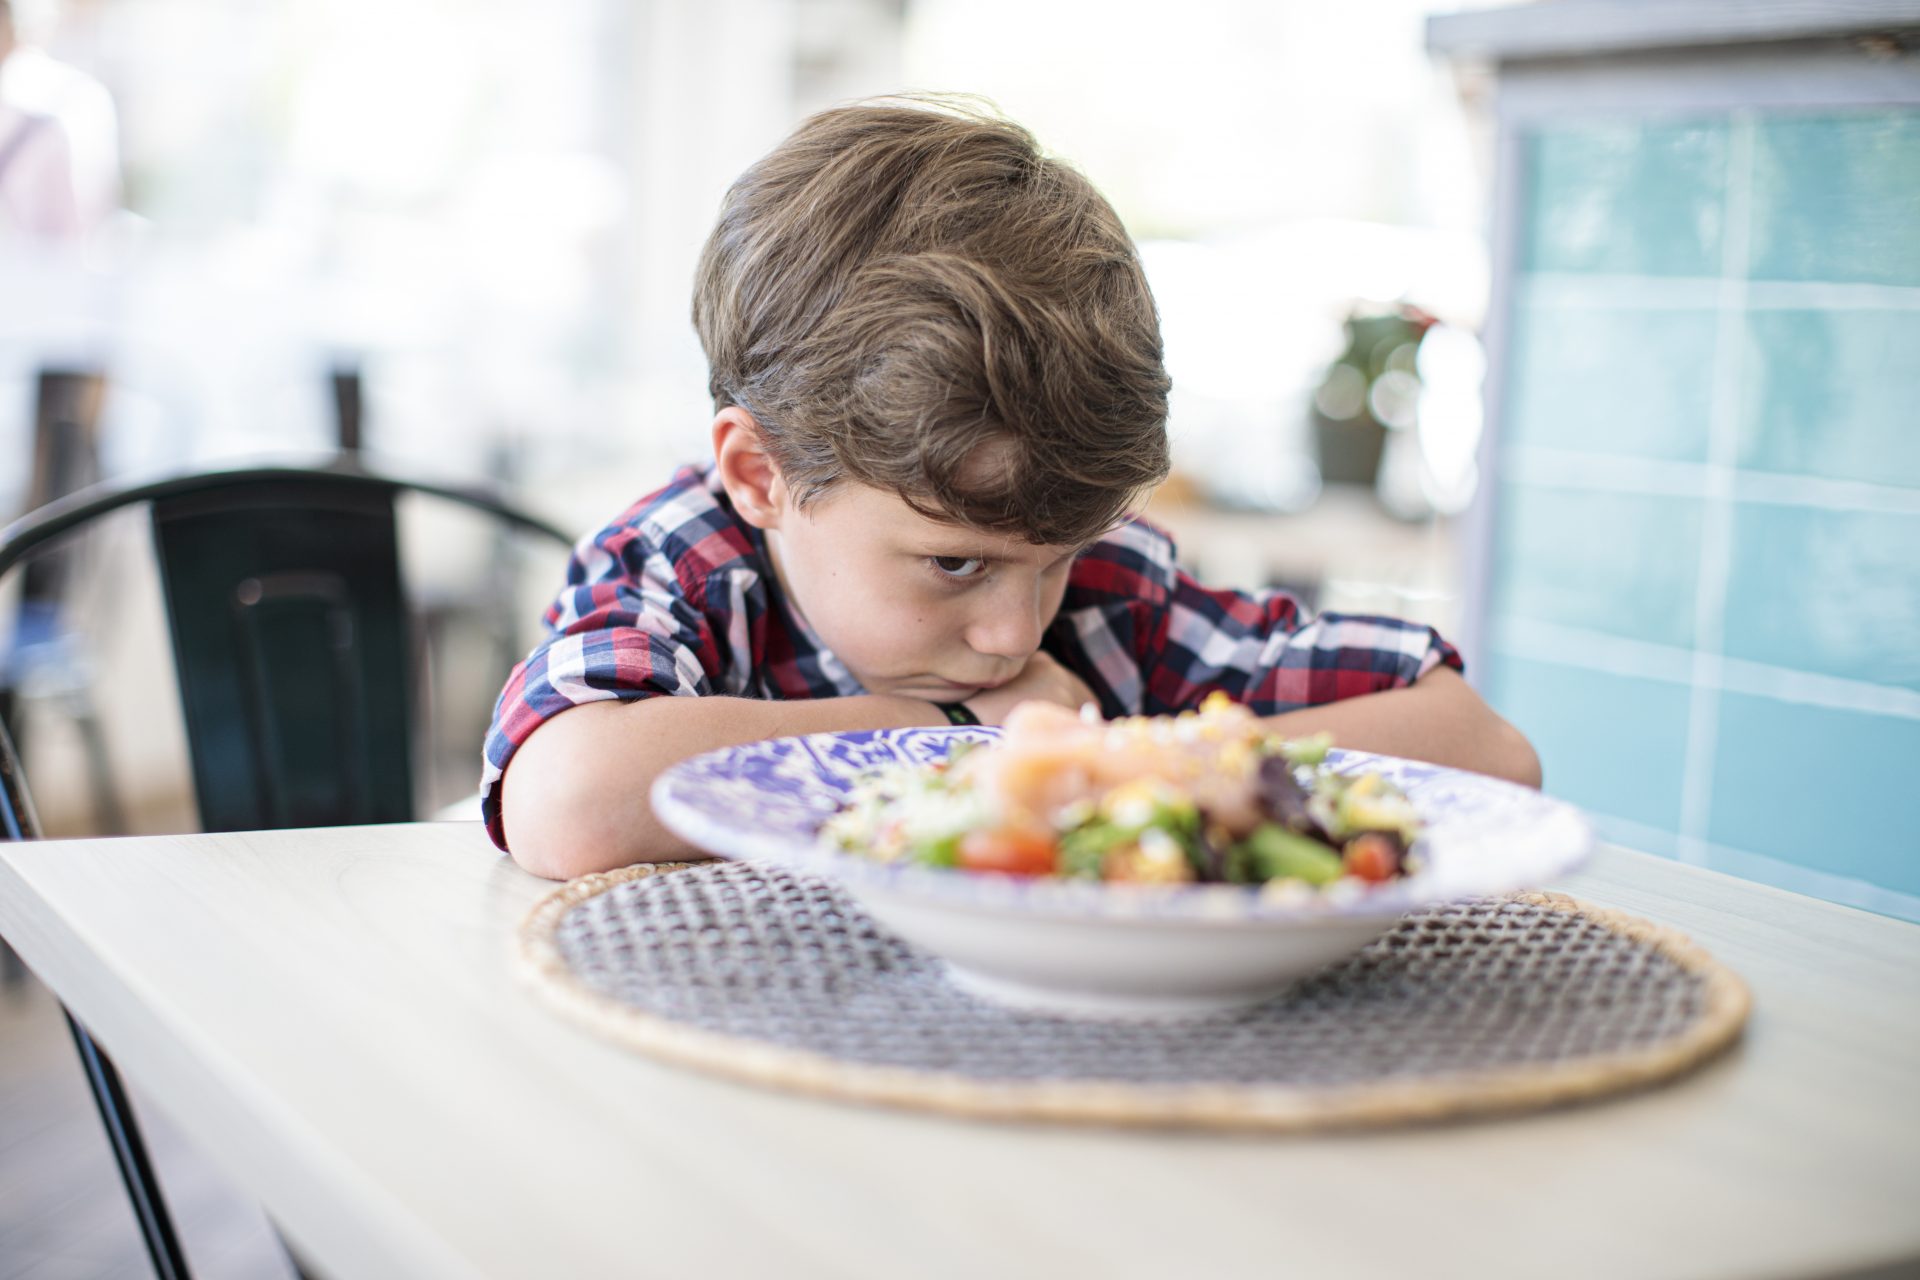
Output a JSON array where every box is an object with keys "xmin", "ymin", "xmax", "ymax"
[{"xmin": 964, "ymin": 581, "xmax": 1047, "ymax": 661}]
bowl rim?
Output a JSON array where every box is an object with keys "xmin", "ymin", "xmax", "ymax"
[{"xmin": 650, "ymin": 726, "xmax": 1593, "ymax": 925}]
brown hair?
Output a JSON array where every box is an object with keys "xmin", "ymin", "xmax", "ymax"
[{"xmin": 692, "ymin": 96, "xmax": 1171, "ymax": 547}]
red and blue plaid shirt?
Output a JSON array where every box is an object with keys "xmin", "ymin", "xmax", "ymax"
[{"xmin": 482, "ymin": 463, "xmax": 1463, "ymax": 848}]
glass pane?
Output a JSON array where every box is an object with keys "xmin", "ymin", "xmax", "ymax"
[
  {"xmin": 1485, "ymin": 651, "xmax": 1693, "ymax": 834},
  {"xmin": 1748, "ymin": 112, "xmax": 1920, "ymax": 287},
  {"xmin": 1721, "ymin": 504, "xmax": 1920, "ymax": 691},
  {"xmin": 1491, "ymin": 484, "xmax": 1705, "ymax": 650},
  {"xmin": 1738, "ymin": 309, "xmax": 1920, "ymax": 489},
  {"xmin": 1523, "ymin": 121, "xmax": 1727, "ymax": 277},
  {"xmin": 1507, "ymin": 303, "xmax": 1716, "ymax": 461},
  {"xmin": 1708, "ymin": 693, "xmax": 1920, "ymax": 896}
]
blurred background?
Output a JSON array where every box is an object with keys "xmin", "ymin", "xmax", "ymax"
[
  {"xmin": 0, "ymin": 0, "xmax": 1914, "ymax": 913},
  {"xmin": 1, "ymin": 1, "xmax": 1916, "ymax": 1273}
]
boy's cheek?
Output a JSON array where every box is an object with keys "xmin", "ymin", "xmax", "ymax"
[{"xmin": 833, "ymin": 622, "xmax": 960, "ymax": 689}]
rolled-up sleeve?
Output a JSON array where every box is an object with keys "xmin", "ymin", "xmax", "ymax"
[
  {"xmin": 479, "ymin": 531, "xmax": 716, "ymax": 849},
  {"xmin": 1144, "ymin": 570, "xmax": 1463, "ymax": 713}
]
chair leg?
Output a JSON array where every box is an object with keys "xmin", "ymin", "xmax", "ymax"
[
  {"xmin": 68, "ymin": 691, "xmax": 128, "ymax": 834},
  {"xmin": 64, "ymin": 1007, "xmax": 193, "ymax": 1280},
  {"xmin": 0, "ymin": 704, "xmax": 31, "ymax": 988}
]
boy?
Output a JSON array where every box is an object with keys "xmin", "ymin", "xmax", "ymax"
[{"xmin": 486, "ymin": 98, "xmax": 1539, "ymax": 881}]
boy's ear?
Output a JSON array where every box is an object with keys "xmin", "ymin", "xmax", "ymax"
[{"xmin": 712, "ymin": 407, "xmax": 788, "ymax": 530}]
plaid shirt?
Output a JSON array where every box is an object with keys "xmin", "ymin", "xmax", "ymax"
[{"xmin": 482, "ymin": 463, "xmax": 1463, "ymax": 848}]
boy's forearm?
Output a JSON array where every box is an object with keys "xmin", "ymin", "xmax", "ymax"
[
  {"xmin": 502, "ymin": 694, "xmax": 948, "ymax": 880},
  {"xmin": 505, "ymin": 669, "xmax": 1537, "ymax": 881},
  {"xmin": 1257, "ymin": 668, "xmax": 1541, "ymax": 789}
]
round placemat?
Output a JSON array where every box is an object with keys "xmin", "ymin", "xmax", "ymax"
[{"xmin": 517, "ymin": 861, "xmax": 1750, "ymax": 1131}]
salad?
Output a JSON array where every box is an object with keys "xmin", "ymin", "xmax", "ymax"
[{"xmin": 820, "ymin": 693, "xmax": 1424, "ymax": 893}]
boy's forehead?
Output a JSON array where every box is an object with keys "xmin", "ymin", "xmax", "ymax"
[
  {"xmin": 817, "ymin": 480, "xmax": 988, "ymax": 538},
  {"xmin": 813, "ymin": 479, "xmax": 1080, "ymax": 557}
]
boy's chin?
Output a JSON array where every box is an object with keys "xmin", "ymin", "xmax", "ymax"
[{"xmin": 876, "ymin": 678, "xmax": 981, "ymax": 703}]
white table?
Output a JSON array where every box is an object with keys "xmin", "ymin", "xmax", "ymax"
[{"xmin": 2, "ymin": 823, "xmax": 1916, "ymax": 1280}]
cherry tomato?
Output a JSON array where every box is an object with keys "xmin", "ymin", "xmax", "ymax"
[
  {"xmin": 958, "ymin": 828, "xmax": 1059, "ymax": 877},
  {"xmin": 1342, "ymin": 833, "xmax": 1401, "ymax": 883}
]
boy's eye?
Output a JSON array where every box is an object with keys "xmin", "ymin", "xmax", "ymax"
[{"xmin": 929, "ymin": 555, "xmax": 988, "ymax": 580}]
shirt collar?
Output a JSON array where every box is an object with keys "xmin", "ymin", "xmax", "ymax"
[{"xmin": 737, "ymin": 503, "xmax": 867, "ymax": 698}]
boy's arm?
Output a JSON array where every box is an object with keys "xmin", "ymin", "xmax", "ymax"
[
  {"xmin": 1077, "ymin": 527, "xmax": 1536, "ymax": 788},
  {"xmin": 1258, "ymin": 666, "xmax": 1541, "ymax": 789},
  {"xmin": 503, "ymin": 694, "xmax": 947, "ymax": 880},
  {"xmin": 502, "ymin": 652, "xmax": 1097, "ymax": 881}
]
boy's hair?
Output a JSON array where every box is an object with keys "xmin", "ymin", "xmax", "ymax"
[{"xmin": 693, "ymin": 96, "xmax": 1171, "ymax": 548}]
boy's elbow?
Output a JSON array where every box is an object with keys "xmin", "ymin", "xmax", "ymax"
[
  {"xmin": 507, "ymin": 823, "xmax": 598, "ymax": 882},
  {"xmin": 1493, "ymin": 719, "xmax": 1543, "ymax": 790},
  {"xmin": 1420, "ymin": 667, "xmax": 1541, "ymax": 789},
  {"xmin": 499, "ymin": 722, "xmax": 648, "ymax": 881},
  {"xmin": 507, "ymin": 808, "xmax": 649, "ymax": 882},
  {"xmin": 503, "ymin": 772, "xmax": 617, "ymax": 881}
]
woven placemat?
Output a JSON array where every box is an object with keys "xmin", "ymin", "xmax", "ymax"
[{"xmin": 517, "ymin": 861, "xmax": 1750, "ymax": 1131}]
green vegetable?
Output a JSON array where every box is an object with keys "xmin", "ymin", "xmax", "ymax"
[
  {"xmin": 1058, "ymin": 822, "xmax": 1130, "ymax": 879},
  {"xmin": 1239, "ymin": 824, "xmax": 1345, "ymax": 885},
  {"xmin": 1176, "ymin": 824, "xmax": 1216, "ymax": 881},
  {"xmin": 1333, "ymin": 775, "xmax": 1420, "ymax": 842},
  {"xmin": 1222, "ymin": 838, "xmax": 1258, "ymax": 885},
  {"xmin": 915, "ymin": 833, "xmax": 963, "ymax": 869},
  {"xmin": 1059, "ymin": 790, "xmax": 1205, "ymax": 880},
  {"xmin": 1277, "ymin": 733, "xmax": 1333, "ymax": 768},
  {"xmin": 1154, "ymin": 803, "xmax": 1208, "ymax": 878}
]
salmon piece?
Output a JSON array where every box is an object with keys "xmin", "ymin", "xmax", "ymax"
[{"xmin": 965, "ymin": 697, "xmax": 1269, "ymax": 825}]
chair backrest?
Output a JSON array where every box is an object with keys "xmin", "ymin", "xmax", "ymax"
[
  {"xmin": 0, "ymin": 460, "xmax": 574, "ymax": 834},
  {"xmin": 152, "ymin": 478, "xmax": 414, "ymax": 830}
]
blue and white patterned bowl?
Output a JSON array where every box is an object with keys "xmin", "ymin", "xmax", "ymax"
[{"xmin": 651, "ymin": 727, "xmax": 1593, "ymax": 1018}]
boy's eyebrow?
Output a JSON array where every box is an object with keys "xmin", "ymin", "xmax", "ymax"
[{"xmin": 905, "ymin": 537, "xmax": 1095, "ymax": 563}]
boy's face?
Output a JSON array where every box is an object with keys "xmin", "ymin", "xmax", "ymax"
[{"xmin": 762, "ymin": 480, "xmax": 1088, "ymax": 703}]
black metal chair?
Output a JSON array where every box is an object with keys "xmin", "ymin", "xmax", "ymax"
[{"xmin": 0, "ymin": 458, "xmax": 574, "ymax": 1278}]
